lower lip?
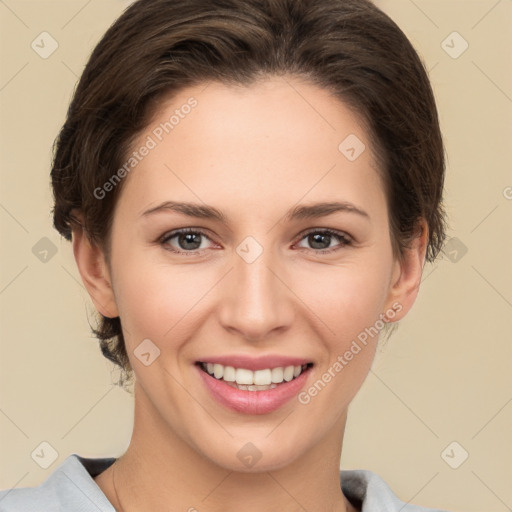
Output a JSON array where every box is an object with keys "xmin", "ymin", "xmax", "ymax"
[{"xmin": 196, "ymin": 364, "xmax": 312, "ymax": 415}]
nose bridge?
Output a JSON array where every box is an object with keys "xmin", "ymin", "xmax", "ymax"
[{"xmin": 218, "ymin": 236, "xmax": 292, "ymax": 341}]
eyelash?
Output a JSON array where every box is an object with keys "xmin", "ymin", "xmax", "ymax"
[{"xmin": 159, "ymin": 227, "xmax": 353, "ymax": 256}]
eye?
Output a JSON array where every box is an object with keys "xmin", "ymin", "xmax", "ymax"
[
  {"xmin": 294, "ymin": 228, "xmax": 352, "ymax": 254},
  {"xmin": 160, "ymin": 228, "xmax": 216, "ymax": 255},
  {"xmin": 159, "ymin": 227, "xmax": 352, "ymax": 256}
]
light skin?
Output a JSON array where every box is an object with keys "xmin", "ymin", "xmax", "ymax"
[{"xmin": 72, "ymin": 76, "xmax": 428, "ymax": 512}]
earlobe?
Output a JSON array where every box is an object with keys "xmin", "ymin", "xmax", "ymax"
[
  {"xmin": 71, "ymin": 217, "xmax": 119, "ymax": 319},
  {"xmin": 384, "ymin": 219, "xmax": 429, "ymax": 323}
]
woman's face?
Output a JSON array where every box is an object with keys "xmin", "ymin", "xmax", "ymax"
[{"xmin": 85, "ymin": 77, "xmax": 421, "ymax": 471}]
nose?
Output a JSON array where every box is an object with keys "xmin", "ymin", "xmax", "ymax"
[{"xmin": 216, "ymin": 241, "xmax": 295, "ymax": 342}]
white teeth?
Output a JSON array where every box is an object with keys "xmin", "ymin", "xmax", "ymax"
[
  {"xmin": 213, "ymin": 364, "xmax": 223, "ymax": 379},
  {"xmin": 283, "ymin": 366, "xmax": 294, "ymax": 382},
  {"xmin": 235, "ymin": 368, "xmax": 253, "ymax": 385},
  {"xmin": 201, "ymin": 362, "xmax": 309, "ymax": 386},
  {"xmin": 271, "ymin": 367, "xmax": 284, "ymax": 383},
  {"xmin": 254, "ymin": 369, "xmax": 272, "ymax": 386},
  {"xmin": 223, "ymin": 366, "xmax": 236, "ymax": 382}
]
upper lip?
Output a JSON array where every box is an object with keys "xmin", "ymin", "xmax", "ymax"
[{"xmin": 196, "ymin": 354, "xmax": 313, "ymax": 371}]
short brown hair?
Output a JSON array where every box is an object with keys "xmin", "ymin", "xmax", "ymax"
[{"xmin": 51, "ymin": 0, "xmax": 447, "ymax": 385}]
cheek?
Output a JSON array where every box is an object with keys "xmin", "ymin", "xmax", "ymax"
[
  {"xmin": 302, "ymin": 256, "xmax": 392, "ymax": 339},
  {"xmin": 294, "ymin": 263, "xmax": 389, "ymax": 418},
  {"xmin": 111, "ymin": 251, "xmax": 214, "ymax": 353}
]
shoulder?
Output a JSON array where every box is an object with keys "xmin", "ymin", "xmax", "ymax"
[
  {"xmin": 0, "ymin": 453, "xmax": 116, "ymax": 512},
  {"xmin": 340, "ymin": 468, "xmax": 451, "ymax": 512}
]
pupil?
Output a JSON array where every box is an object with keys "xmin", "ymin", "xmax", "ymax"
[
  {"xmin": 310, "ymin": 233, "xmax": 330, "ymax": 250},
  {"xmin": 180, "ymin": 233, "xmax": 201, "ymax": 250}
]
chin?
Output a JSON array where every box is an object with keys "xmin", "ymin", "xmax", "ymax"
[{"xmin": 192, "ymin": 429, "xmax": 311, "ymax": 474}]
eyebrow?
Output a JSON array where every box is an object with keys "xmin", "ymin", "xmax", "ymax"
[{"xmin": 140, "ymin": 200, "xmax": 370, "ymax": 223}]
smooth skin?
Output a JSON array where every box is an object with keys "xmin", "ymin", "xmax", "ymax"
[{"xmin": 72, "ymin": 76, "xmax": 428, "ymax": 512}]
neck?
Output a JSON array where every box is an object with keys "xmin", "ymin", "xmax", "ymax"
[{"xmin": 109, "ymin": 382, "xmax": 355, "ymax": 512}]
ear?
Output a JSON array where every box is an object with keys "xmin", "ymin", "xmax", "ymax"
[
  {"xmin": 383, "ymin": 219, "xmax": 429, "ymax": 322},
  {"xmin": 71, "ymin": 212, "xmax": 119, "ymax": 319}
]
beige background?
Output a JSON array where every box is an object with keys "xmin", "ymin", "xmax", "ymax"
[{"xmin": 0, "ymin": 1, "xmax": 511, "ymax": 511}]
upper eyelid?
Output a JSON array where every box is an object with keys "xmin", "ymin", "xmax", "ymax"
[
  {"xmin": 299, "ymin": 227, "xmax": 352, "ymax": 241},
  {"xmin": 160, "ymin": 227, "xmax": 214, "ymax": 243}
]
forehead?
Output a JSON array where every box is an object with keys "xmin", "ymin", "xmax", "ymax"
[{"xmin": 115, "ymin": 77, "xmax": 386, "ymax": 222}]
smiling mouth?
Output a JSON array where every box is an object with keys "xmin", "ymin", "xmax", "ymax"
[{"xmin": 196, "ymin": 361, "xmax": 314, "ymax": 391}]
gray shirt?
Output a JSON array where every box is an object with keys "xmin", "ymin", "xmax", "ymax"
[{"xmin": 0, "ymin": 454, "xmax": 450, "ymax": 511}]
